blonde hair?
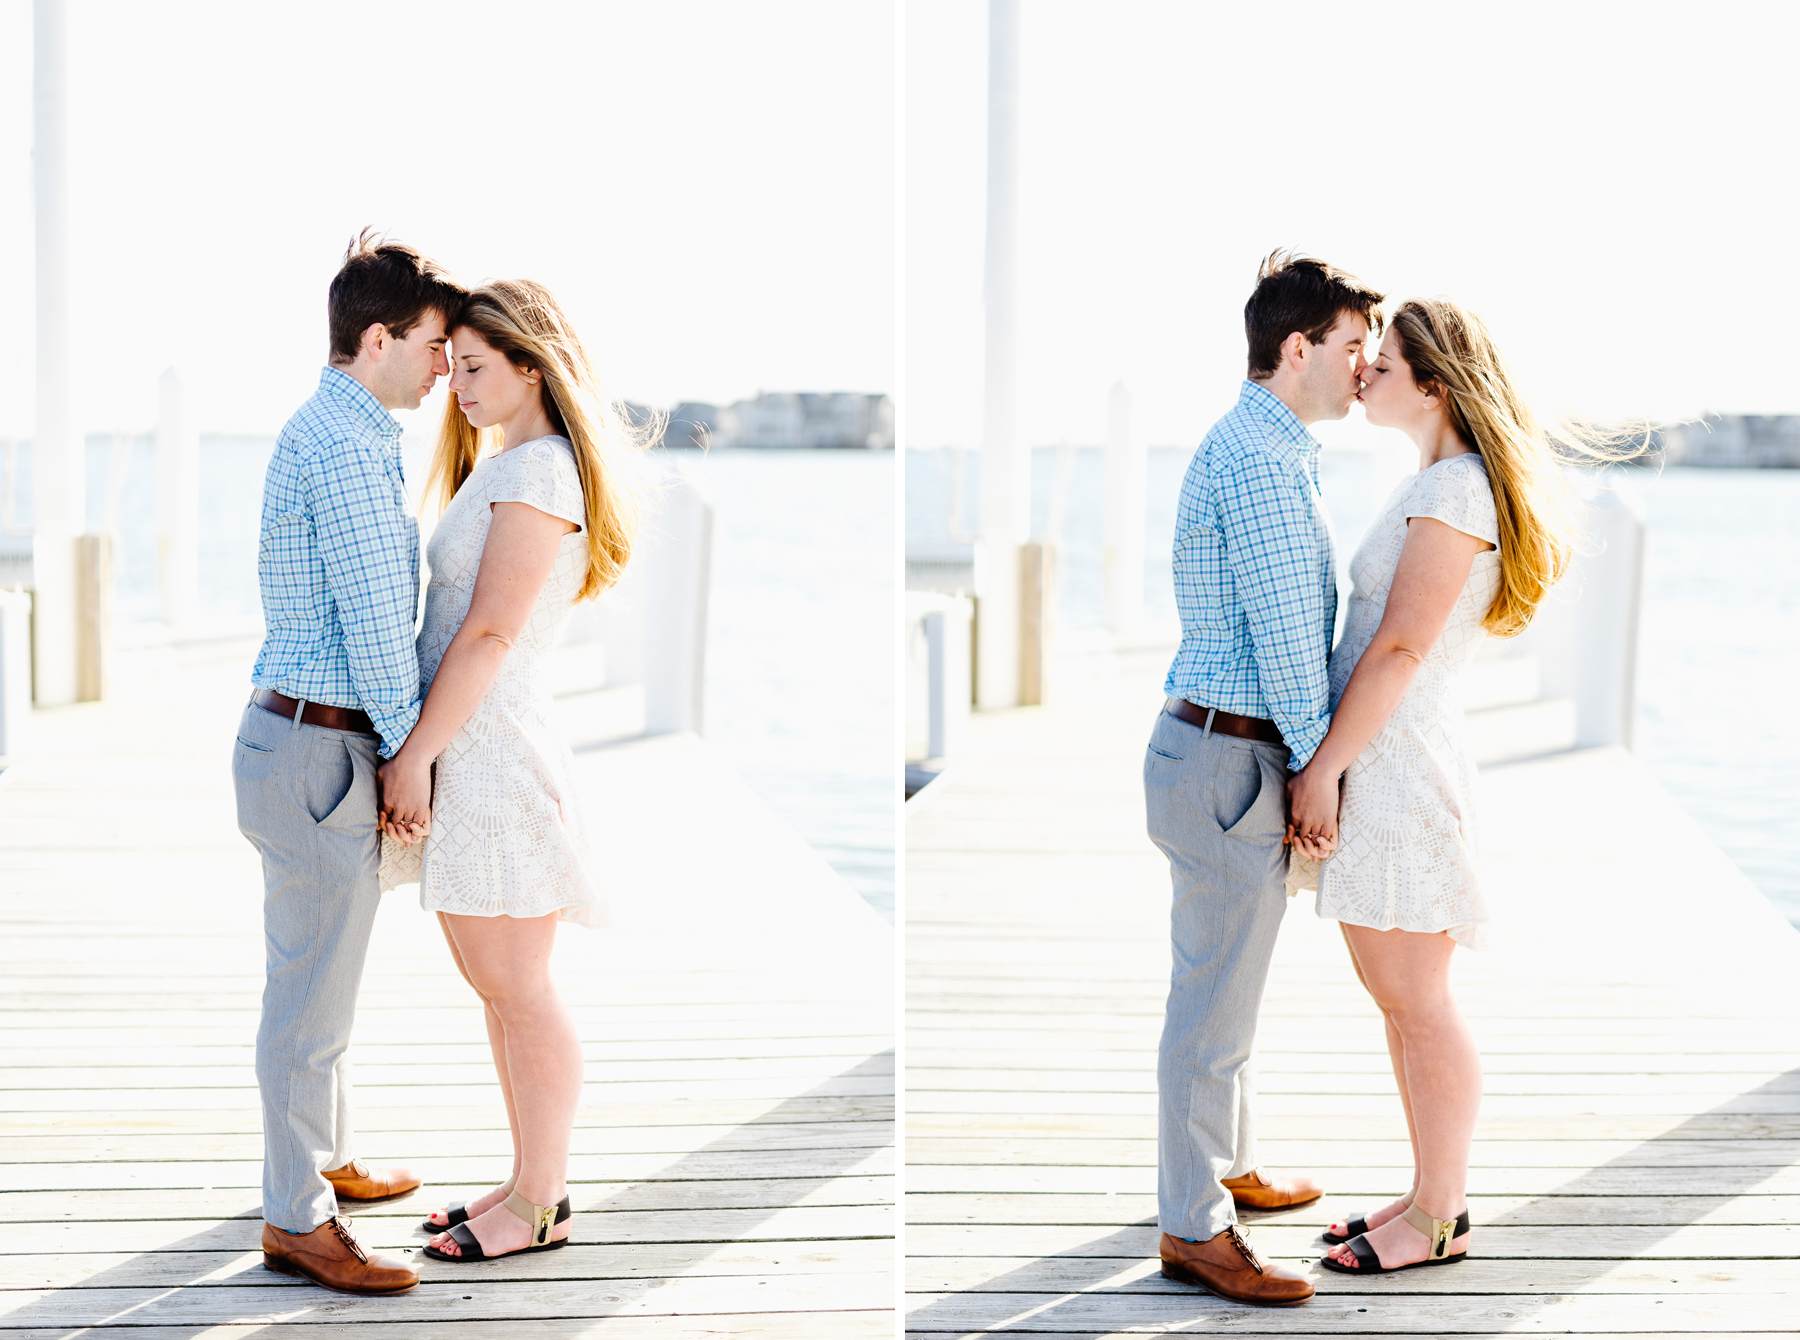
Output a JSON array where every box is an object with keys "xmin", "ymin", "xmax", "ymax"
[
  {"xmin": 425, "ymin": 280, "xmax": 655, "ymax": 601},
  {"xmin": 1387, "ymin": 298, "xmax": 1641, "ymax": 638}
]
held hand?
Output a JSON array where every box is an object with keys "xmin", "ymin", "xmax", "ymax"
[
  {"xmin": 376, "ymin": 755, "xmax": 433, "ymax": 847},
  {"xmin": 1285, "ymin": 766, "xmax": 1342, "ymax": 860}
]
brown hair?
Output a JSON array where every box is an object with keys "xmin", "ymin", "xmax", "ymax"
[
  {"xmin": 424, "ymin": 279, "xmax": 655, "ymax": 602},
  {"xmin": 1387, "ymin": 297, "xmax": 1644, "ymax": 637},
  {"xmin": 327, "ymin": 228, "xmax": 466, "ymax": 365},
  {"xmin": 1244, "ymin": 248, "xmax": 1386, "ymax": 379}
]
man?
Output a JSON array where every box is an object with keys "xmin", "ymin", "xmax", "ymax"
[
  {"xmin": 232, "ymin": 230, "xmax": 465, "ymax": 1295},
  {"xmin": 1146, "ymin": 250, "xmax": 1384, "ymax": 1307}
]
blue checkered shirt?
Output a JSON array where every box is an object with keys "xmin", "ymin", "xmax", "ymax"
[
  {"xmin": 1162, "ymin": 380, "xmax": 1337, "ymax": 770},
  {"xmin": 251, "ymin": 366, "xmax": 421, "ymax": 758}
]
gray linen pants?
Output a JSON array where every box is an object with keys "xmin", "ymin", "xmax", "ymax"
[
  {"xmin": 1143, "ymin": 704, "xmax": 1292, "ymax": 1241},
  {"xmin": 231, "ymin": 700, "xmax": 383, "ymax": 1233}
]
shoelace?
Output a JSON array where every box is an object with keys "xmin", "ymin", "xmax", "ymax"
[
  {"xmin": 328, "ymin": 1216, "xmax": 369, "ymax": 1264},
  {"xmin": 1226, "ymin": 1224, "xmax": 1265, "ymax": 1274}
]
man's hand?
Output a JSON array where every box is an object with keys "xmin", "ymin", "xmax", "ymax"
[
  {"xmin": 376, "ymin": 754, "xmax": 432, "ymax": 846},
  {"xmin": 1285, "ymin": 766, "xmax": 1341, "ymax": 862}
]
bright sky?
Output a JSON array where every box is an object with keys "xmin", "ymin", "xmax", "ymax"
[
  {"xmin": 0, "ymin": 0, "xmax": 894, "ymax": 436},
  {"xmin": 906, "ymin": 0, "xmax": 1800, "ymax": 450}
]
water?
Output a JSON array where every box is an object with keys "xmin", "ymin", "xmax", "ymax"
[
  {"xmin": 676, "ymin": 449, "xmax": 895, "ymax": 921},
  {"xmin": 907, "ymin": 448, "xmax": 1800, "ymax": 927},
  {"xmin": 4, "ymin": 436, "xmax": 896, "ymax": 922},
  {"xmin": 1632, "ymin": 468, "xmax": 1800, "ymax": 926},
  {"xmin": 904, "ymin": 443, "xmax": 1407, "ymax": 637}
]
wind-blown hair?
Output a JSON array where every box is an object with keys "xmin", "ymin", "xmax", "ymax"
[
  {"xmin": 1387, "ymin": 297, "xmax": 1641, "ymax": 638},
  {"xmin": 425, "ymin": 280, "xmax": 654, "ymax": 601}
]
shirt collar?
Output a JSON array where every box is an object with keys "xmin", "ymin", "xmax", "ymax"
[
  {"xmin": 1237, "ymin": 379, "xmax": 1320, "ymax": 460},
  {"xmin": 318, "ymin": 365, "xmax": 402, "ymax": 441}
]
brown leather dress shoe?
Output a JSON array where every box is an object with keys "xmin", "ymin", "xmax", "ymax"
[
  {"xmin": 324, "ymin": 1159, "xmax": 422, "ymax": 1200},
  {"xmin": 262, "ymin": 1217, "xmax": 418, "ymax": 1296},
  {"xmin": 1223, "ymin": 1167, "xmax": 1324, "ymax": 1210},
  {"xmin": 1159, "ymin": 1228, "xmax": 1314, "ymax": 1307}
]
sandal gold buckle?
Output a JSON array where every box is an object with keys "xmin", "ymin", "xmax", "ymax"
[
  {"xmin": 534, "ymin": 1203, "xmax": 555, "ymax": 1246},
  {"xmin": 1431, "ymin": 1217, "xmax": 1454, "ymax": 1259}
]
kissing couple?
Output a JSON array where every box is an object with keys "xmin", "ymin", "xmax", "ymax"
[
  {"xmin": 1145, "ymin": 250, "xmax": 1622, "ymax": 1306},
  {"xmin": 232, "ymin": 231, "xmax": 645, "ymax": 1295}
]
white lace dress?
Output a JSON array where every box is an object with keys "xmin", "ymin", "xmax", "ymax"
[
  {"xmin": 1314, "ymin": 452, "xmax": 1500, "ymax": 949},
  {"xmin": 378, "ymin": 435, "xmax": 607, "ymax": 928}
]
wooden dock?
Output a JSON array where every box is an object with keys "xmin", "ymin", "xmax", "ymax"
[
  {"xmin": 905, "ymin": 641, "xmax": 1800, "ymax": 1335},
  {"xmin": 0, "ymin": 631, "xmax": 894, "ymax": 1338}
]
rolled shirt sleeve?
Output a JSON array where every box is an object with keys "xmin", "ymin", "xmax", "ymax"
[
  {"xmin": 1217, "ymin": 451, "xmax": 1333, "ymax": 768},
  {"xmin": 305, "ymin": 438, "xmax": 422, "ymax": 757}
]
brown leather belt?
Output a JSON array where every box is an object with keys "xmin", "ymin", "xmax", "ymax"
[
  {"xmin": 1165, "ymin": 698, "xmax": 1286, "ymax": 747},
  {"xmin": 253, "ymin": 688, "xmax": 376, "ymax": 736}
]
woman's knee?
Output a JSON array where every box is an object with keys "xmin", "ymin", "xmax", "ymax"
[
  {"xmin": 467, "ymin": 967, "xmax": 558, "ymax": 1019},
  {"xmin": 1358, "ymin": 960, "xmax": 1451, "ymax": 1023}
]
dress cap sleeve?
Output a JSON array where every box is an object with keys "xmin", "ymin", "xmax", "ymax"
[
  {"xmin": 1403, "ymin": 453, "xmax": 1499, "ymax": 547},
  {"xmin": 489, "ymin": 436, "xmax": 586, "ymax": 532}
]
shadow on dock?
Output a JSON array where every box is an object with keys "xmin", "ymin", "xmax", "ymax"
[
  {"xmin": 902, "ymin": 1066, "xmax": 1800, "ymax": 1333},
  {"xmin": 2, "ymin": 1053, "xmax": 894, "ymax": 1337}
]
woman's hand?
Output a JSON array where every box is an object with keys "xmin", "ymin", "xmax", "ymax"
[
  {"xmin": 377, "ymin": 754, "xmax": 433, "ymax": 846},
  {"xmin": 1285, "ymin": 764, "xmax": 1342, "ymax": 860}
]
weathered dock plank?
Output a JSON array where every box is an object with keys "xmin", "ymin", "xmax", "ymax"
[
  {"xmin": 903, "ymin": 647, "xmax": 1800, "ymax": 1335},
  {"xmin": 0, "ymin": 634, "xmax": 894, "ymax": 1337}
]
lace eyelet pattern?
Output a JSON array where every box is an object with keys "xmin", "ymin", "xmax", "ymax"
[
  {"xmin": 379, "ymin": 437, "xmax": 606, "ymax": 927},
  {"xmin": 1315, "ymin": 455, "xmax": 1501, "ymax": 950}
]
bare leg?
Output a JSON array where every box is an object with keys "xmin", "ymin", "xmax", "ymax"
[
  {"xmin": 1385, "ymin": 1011, "xmax": 1424, "ymax": 1200},
  {"xmin": 1325, "ymin": 925, "xmax": 1479, "ymax": 1269},
  {"xmin": 1327, "ymin": 925, "xmax": 1420, "ymax": 1238},
  {"xmin": 424, "ymin": 912, "xmax": 522, "ymax": 1233},
  {"xmin": 430, "ymin": 910, "xmax": 583, "ymax": 1257}
]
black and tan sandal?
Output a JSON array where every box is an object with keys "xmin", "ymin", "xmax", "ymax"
[
  {"xmin": 1322, "ymin": 1195, "xmax": 1412, "ymax": 1246},
  {"xmin": 420, "ymin": 1202, "xmax": 472, "ymax": 1234},
  {"xmin": 1318, "ymin": 1205, "xmax": 1470, "ymax": 1273},
  {"xmin": 422, "ymin": 1191, "xmax": 572, "ymax": 1263},
  {"xmin": 422, "ymin": 1179, "xmax": 519, "ymax": 1234}
]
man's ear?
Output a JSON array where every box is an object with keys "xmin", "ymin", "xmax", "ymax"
[
  {"xmin": 359, "ymin": 322, "xmax": 389, "ymax": 362},
  {"xmin": 1281, "ymin": 331, "xmax": 1309, "ymax": 372}
]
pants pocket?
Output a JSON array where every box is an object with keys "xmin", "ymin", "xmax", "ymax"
[
  {"xmin": 1223, "ymin": 754, "xmax": 1287, "ymax": 840},
  {"xmin": 1209, "ymin": 752, "xmax": 1264, "ymax": 832},
  {"xmin": 232, "ymin": 737, "xmax": 277, "ymax": 787},
  {"xmin": 317, "ymin": 739, "xmax": 378, "ymax": 834},
  {"xmin": 1148, "ymin": 711, "xmax": 1193, "ymax": 759},
  {"xmin": 306, "ymin": 737, "xmax": 357, "ymax": 825}
]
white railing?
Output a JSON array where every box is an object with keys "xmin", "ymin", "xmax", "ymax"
[
  {"xmin": 1487, "ymin": 477, "xmax": 1646, "ymax": 751},
  {"xmin": 905, "ymin": 590, "xmax": 973, "ymax": 765},
  {"xmin": 559, "ymin": 464, "xmax": 714, "ymax": 738},
  {"xmin": 0, "ymin": 591, "xmax": 30, "ymax": 762},
  {"xmin": 905, "ymin": 448, "xmax": 1649, "ymax": 772}
]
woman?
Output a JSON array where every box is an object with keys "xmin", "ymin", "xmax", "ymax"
[
  {"xmin": 376, "ymin": 279, "xmax": 644, "ymax": 1263},
  {"xmin": 1286, "ymin": 297, "xmax": 1615, "ymax": 1274}
]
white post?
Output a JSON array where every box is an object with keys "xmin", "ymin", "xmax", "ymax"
[
  {"xmin": 976, "ymin": 0, "xmax": 1026, "ymax": 709},
  {"xmin": 32, "ymin": 0, "xmax": 81, "ymax": 706},
  {"xmin": 157, "ymin": 368, "xmax": 200, "ymax": 628},
  {"xmin": 925, "ymin": 600, "xmax": 972, "ymax": 760},
  {"xmin": 1572, "ymin": 485, "xmax": 1645, "ymax": 749},
  {"xmin": 1102, "ymin": 380, "xmax": 1144, "ymax": 637},
  {"xmin": 642, "ymin": 475, "xmax": 713, "ymax": 736},
  {"xmin": 0, "ymin": 591, "xmax": 31, "ymax": 758}
]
